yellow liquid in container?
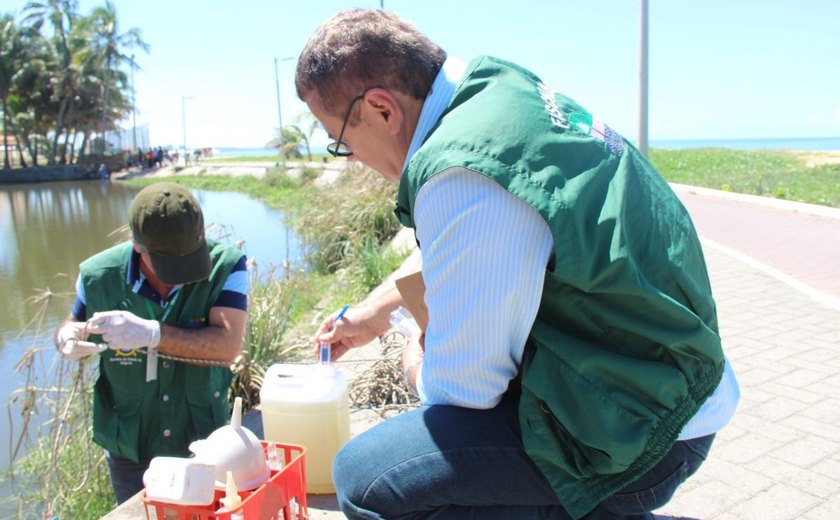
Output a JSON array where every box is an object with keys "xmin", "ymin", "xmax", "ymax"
[{"xmin": 260, "ymin": 363, "xmax": 350, "ymax": 494}]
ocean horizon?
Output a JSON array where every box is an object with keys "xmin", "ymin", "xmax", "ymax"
[{"xmin": 213, "ymin": 136, "xmax": 840, "ymax": 158}]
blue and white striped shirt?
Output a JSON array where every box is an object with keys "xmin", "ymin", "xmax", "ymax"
[{"xmin": 72, "ymin": 248, "xmax": 249, "ymax": 321}]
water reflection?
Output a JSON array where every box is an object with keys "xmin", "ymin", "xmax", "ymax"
[
  {"xmin": 1, "ymin": 182, "xmax": 137, "ymax": 330},
  {"xmin": 0, "ymin": 179, "xmax": 303, "ymax": 492}
]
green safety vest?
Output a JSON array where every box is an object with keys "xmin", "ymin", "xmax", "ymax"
[
  {"xmin": 80, "ymin": 240, "xmax": 243, "ymax": 462},
  {"xmin": 395, "ymin": 56, "xmax": 724, "ymax": 518}
]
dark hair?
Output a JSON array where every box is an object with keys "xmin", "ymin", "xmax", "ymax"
[{"xmin": 295, "ymin": 9, "xmax": 446, "ymax": 116}]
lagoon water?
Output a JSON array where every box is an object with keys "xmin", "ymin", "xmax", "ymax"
[{"xmin": 0, "ymin": 180, "xmax": 302, "ymax": 507}]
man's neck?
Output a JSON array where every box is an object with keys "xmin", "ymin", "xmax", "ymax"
[{"xmin": 139, "ymin": 259, "xmax": 174, "ymax": 301}]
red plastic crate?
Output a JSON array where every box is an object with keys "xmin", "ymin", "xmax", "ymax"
[{"xmin": 141, "ymin": 442, "xmax": 308, "ymax": 519}]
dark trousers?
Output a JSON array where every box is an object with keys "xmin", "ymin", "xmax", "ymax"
[
  {"xmin": 105, "ymin": 451, "xmax": 151, "ymax": 505},
  {"xmin": 334, "ymin": 390, "xmax": 716, "ymax": 520}
]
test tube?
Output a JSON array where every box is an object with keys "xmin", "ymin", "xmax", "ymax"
[
  {"xmin": 319, "ymin": 305, "xmax": 349, "ymax": 366},
  {"xmin": 319, "ymin": 342, "xmax": 331, "ymax": 365}
]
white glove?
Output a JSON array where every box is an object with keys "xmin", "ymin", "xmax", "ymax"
[
  {"xmin": 86, "ymin": 311, "xmax": 161, "ymax": 351},
  {"xmin": 56, "ymin": 321, "xmax": 105, "ymax": 360}
]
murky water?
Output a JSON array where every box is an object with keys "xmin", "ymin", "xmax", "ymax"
[{"xmin": 0, "ymin": 179, "xmax": 302, "ymax": 506}]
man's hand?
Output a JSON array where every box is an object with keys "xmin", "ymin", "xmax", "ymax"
[
  {"xmin": 56, "ymin": 321, "xmax": 103, "ymax": 360},
  {"xmin": 87, "ymin": 310, "xmax": 161, "ymax": 351},
  {"xmin": 401, "ymin": 333, "xmax": 425, "ymax": 397},
  {"xmin": 314, "ymin": 304, "xmax": 389, "ymax": 361}
]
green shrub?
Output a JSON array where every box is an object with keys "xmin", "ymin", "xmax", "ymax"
[{"xmin": 296, "ymin": 164, "xmax": 401, "ymax": 275}]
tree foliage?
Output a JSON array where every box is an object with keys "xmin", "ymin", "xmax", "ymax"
[
  {"xmin": 0, "ymin": 1, "xmax": 147, "ymax": 168},
  {"xmin": 266, "ymin": 111, "xmax": 323, "ymax": 160}
]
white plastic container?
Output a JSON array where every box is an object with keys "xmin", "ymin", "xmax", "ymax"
[
  {"xmin": 260, "ymin": 363, "xmax": 350, "ymax": 493},
  {"xmin": 143, "ymin": 457, "xmax": 216, "ymax": 506}
]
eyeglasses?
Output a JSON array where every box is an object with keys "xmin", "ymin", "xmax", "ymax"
[{"xmin": 327, "ymin": 94, "xmax": 365, "ymax": 157}]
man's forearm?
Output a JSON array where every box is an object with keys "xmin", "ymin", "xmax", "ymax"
[{"xmin": 155, "ymin": 308, "xmax": 247, "ymax": 363}]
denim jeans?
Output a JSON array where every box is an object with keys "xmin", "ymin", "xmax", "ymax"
[
  {"xmin": 333, "ymin": 392, "xmax": 714, "ymax": 519},
  {"xmin": 105, "ymin": 451, "xmax": 151, "ymax": 505}
]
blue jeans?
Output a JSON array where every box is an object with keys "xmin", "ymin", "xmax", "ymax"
[
  {"xmin": 105, "ymin": 451, "xmax": 151, "ymax": 504},
  {"xmin": 333, "ymin": 393, "xmax": 714, "ymax": 519}
]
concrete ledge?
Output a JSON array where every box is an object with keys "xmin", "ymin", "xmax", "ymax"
[
  {"xmin": 669, "ymin": 182, "xmax": 840, "ymax": 220},
  {"xmin": 0, "ymin": 165, "xmax": 103, "ymax": 184}
]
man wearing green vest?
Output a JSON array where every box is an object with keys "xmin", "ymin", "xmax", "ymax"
[
  {"xmin": 302, "ymin": 9, "xmax": 740, "ymax": 520},
  {"xmin": 54, "ymin": 182, "xmax": 249, "ymax": 505}
]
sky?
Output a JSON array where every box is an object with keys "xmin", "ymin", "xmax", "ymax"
[{"xmin": 5, "ymin": 0, "xmax": 840, "ymax": 149}]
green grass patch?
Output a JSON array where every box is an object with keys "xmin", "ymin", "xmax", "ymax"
[
  {"xmin": 127, "ymin": 168, "xmax": 316, "ymax": 210},
  {"xmin": 650, "ymin": 148, "xmax": 840, "ymax": 208}
]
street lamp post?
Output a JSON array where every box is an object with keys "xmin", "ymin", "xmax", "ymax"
[
  {"xmin": 131, "ymin": 54, "xmax": 137, "ymax": 152},
  {"xmin": 274, "ymin": 57, "xmax": 294, "ymax": 142},
  {"xmin": 182, "ymin": 95, "xmax": 194, "ymax": 154},
  {"xmin": 638, "ymin": 0, "xmax": 649, "ymax": 157}
]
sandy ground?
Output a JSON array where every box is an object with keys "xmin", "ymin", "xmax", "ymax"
[
  {"xmin": 790, "ymin": 149, "xmax": 840, "ymax": 167},
  {"xmin": 115, "ymin": 159, "xmax": 347, "ymax": 187}
]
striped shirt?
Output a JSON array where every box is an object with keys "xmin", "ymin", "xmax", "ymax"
[{"xmin": 71, "ymin": 248, "xmax": 248, "ymax": 321}]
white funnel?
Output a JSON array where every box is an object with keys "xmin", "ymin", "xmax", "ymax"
[{"xmin": 231, "ymin": 396, "xmax": 242, "ymax": 429}]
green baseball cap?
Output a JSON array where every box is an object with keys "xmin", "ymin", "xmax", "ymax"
[{"xmin": 128, "ymin": 182, "xmax": 211, "ymax": 285}]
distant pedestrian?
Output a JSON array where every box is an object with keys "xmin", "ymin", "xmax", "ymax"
[{"xmin": 98, "ymin": 163, "xmax": 109, "ymax": 181}]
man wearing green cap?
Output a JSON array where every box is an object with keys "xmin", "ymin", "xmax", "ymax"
[{"xmin": 54, "ymin": 182, "xmax": 249, "ymax": 504}]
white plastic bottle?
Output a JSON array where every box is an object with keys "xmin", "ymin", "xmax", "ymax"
[
  {"xmin": 389, "ymin": 306, "xmax": 420, "ymax": 337},
  {"xmin": 216, "ymin": 470, "xmax": 244, "ymax": 520}
]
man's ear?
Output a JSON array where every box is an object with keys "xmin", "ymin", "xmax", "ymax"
[{"xmin": 363, "ymin": 88, "xmax": 404, "ymax": 135}]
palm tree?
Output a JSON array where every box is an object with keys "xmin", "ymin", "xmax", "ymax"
[
  {"xmin": 23, "ymin": 0, "xmax": 81, "ymax": 164},
  {"xmin": 267, "ymin": 125, "xmax": 305, "ymax": 159},
  {"xmin": 23, "ymin": 0, "xmax": 147, "ymax": 164},
  {"xmin": 8, "ymin": 30, "xmax": 54, "ymax": 166},
  {"xmin": 0, "ymin": 14, "xmax": 25, "ymax": 169},
  {"xmin": 266, "ymin": 112, "xmax": 323, "ymax": 160},
  {"xmin": 84, "ymin": 1, "xmax": 147, "ymax": 154},
  {"xmin": 293, "ymin": 112, "xmax": 322, "ymax": 161}
]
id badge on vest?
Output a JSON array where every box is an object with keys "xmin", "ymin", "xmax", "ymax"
[{"xmin": 141, "ymin": 293, "xmax": 178, "ymax": 382}]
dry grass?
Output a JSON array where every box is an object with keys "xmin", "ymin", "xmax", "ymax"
[{"xmin": 347, "ymin": 332, "xmax": 420, "ymax": 417}]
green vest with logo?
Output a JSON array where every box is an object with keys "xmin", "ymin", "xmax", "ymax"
[
  {"xmin": 80, "ymin": 240, "xmax": 243, "ymax": 463},
  {"xmin": 395, "ymin": 56, "xmax": 724, "ymax": 518}
]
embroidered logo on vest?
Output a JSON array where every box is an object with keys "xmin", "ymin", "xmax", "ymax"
[{"xmin": 537, "ymin": 81, "xmax": 625, "ymax": 157}]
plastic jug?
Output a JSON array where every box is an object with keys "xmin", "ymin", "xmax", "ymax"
[{"xmin": 260, "ymin": 363, "xmax": 350, "ymax": 493}]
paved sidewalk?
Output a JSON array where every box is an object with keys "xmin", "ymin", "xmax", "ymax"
[
  {"xmin": 650, "ymin": 187, "xmax": 840, "ymax": 519},
  {"xmin": 654, "ymin": 244, "xmax": 840, "ymax": 519}
]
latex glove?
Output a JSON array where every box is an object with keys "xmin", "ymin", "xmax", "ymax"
[
  {"xmin": 86, "ymin": 310, "xmax": 161, "ymax": 351},
  {"xmin": 56, "ymin": 321, "xmax": 105, "ymax": 360}
]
